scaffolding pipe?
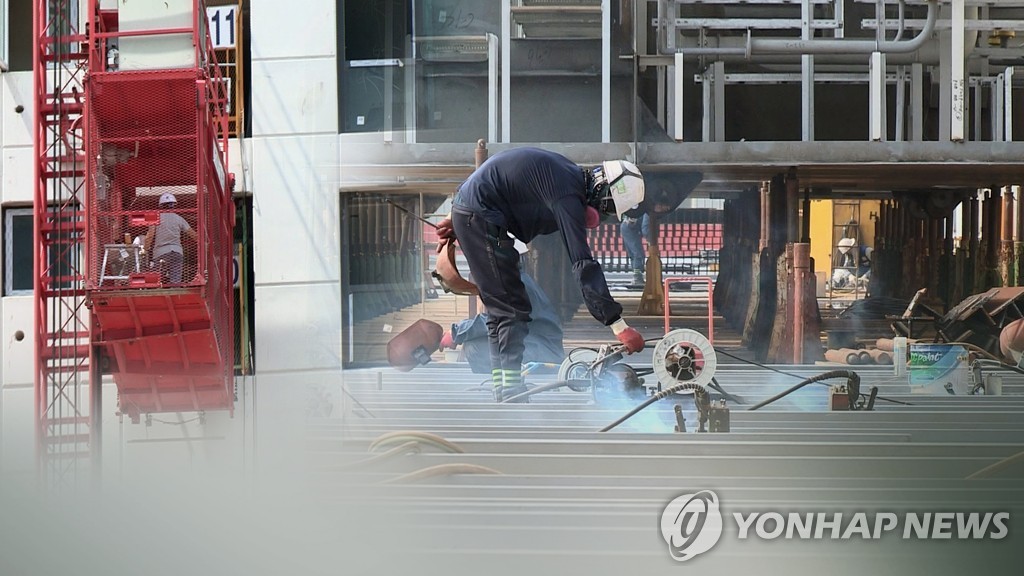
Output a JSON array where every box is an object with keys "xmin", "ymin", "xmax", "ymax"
[{"xmin": 659, "ymin": 0, "xmax": 939, "ymax": 57}]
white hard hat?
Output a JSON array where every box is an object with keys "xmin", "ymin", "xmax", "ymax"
[
  {"xmin": 159, "ymin": 192, "xmax": 177, "ymax": 205},
  {"xmin": 601, "ymin": 160, "xmax": 645, "ymax": 220}
]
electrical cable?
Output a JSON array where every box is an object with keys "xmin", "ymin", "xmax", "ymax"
[
  {"xmin": 942, "ymin": 341, "xmax": 1003, "ymax": 362},
  {"xmin": 708, "ymin": 376, "xmax": 744, "ymax": 404},
  {"xmin": 974, "ymin": 358, "xmax": 1024, "ymax": 376},
  {"xmin": 337, "ymin": 441, "xmax": 421, "ymax": 471},
  {"xmin": 380, "ymin": 463, "xmax": 503, "ymax": 484},
  {"xmin": 714, "ymin": 348, "xmax": 911, "ymax": 406},
  {"xmin": 500, "ymin": 380, "xmax": 592, "ymax": 403},
  {"xmin": 966, "ymin": 449, "xmax": 1024, "ymax": 480},
  {"xmin": 599, "ymin": 383, "xmax": 709, "ymax": 432},
  {"xmin": 464, "ymin": 377, "xmax": 492, "ymax": 391},
  {"xmin": 368, "ymin": 431, "xmax": 465, "ymax": 454},
  {"xmin": 747, "ymin": 370, "xmax": 860, "ymax": 411}
]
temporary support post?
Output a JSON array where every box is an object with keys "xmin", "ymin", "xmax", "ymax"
[
  {"xmin": 1016, "ymin": 185, "xmax": 1024, "ymax": 286},
  {"xmin": 967, "ymin": 192, "xmax": 980, "ymax": 296},
  {"xmin": 984, "ymin": 189, "xmax": 1001, "ymax": 289},
  {"xmin": 801, "ymin": 187, "xmax": 811, "ymax": 243},
  {"xmin": 944, "ymin": 209, "xmax": 955, "ymax": 310},
  {"xmin": 793, "ymin": 243, "xmax": 809, "ymax": 364},
  {"xmin": 1001, "ymin": 186, "xmax": 1015, "ymax": 286},
  {"xmin": 743, "ymin": 181, "xmax": 771, "ymax": 351},
  {"xmin": 785, "ymin": 171, "xmax": 799, "ymax": 244}
]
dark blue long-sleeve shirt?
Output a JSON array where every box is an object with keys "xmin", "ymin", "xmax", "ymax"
[{"xmin": 453, "ymin": 147, "xmax": 623, "ymax": 326}]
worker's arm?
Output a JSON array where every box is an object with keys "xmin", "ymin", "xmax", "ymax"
[
  {"xmin": 550, "ymin": 196, "xmax": 622, "ymax": 325},
  {"xmin": 143, "ymin": 225, "xmax": 156, "ymax": 255},
  {"xmin": 185, "ymin": 227, "xmax": 198, "ymax": 242},
  {"xmin": 550, "ymin": 196, "xmax": 643, "ymax": 352}
]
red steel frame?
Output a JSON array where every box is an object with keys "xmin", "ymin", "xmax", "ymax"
[
  {"xmin": 33, "ymin": 0, "xmax": 233, "ymax": 483},
  {"xmin": 34, "ymin": 0, "xmax": 98, "ymax": 486},
  {"xmin": 85, "ymin": 0, "xmax": 234, "ymax": 420}
]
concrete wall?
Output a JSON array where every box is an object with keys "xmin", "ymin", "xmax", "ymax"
[
  {"xmin": 1, "ymin": 70, "xmax": 36, "ymax": 387},
  {"xmin": 249, "ymin": 0, "xmax": 342, "ymax": 376}
]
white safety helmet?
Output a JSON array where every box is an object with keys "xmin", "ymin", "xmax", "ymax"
[
  {"xmin": 158, "ymin": 192, "xmax": 177, "ymax": 206},
  {"xmin": 837, "ymin": 237, "xmax": 856, "ymax": 254},
  {"xmin": 601, "ymin": 160, "xmax": 645, "ymax": 220}
]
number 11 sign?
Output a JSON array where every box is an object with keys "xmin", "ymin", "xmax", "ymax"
[{"xmin": 207, "ymin": 5, "xmax": 237, "ymax": 49}]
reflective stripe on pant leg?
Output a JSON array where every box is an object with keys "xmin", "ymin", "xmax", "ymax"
[{"xmin": 501, "ymin": 368, "xmax": 522, "ymax": 388}]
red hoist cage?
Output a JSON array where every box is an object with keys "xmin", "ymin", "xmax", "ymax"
[{"xmin": 34, "ymin": 0, "xmax": 234, "ymax": 483}]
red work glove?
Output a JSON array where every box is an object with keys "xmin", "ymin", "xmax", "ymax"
[
  {"xmin": 435, "ymin": 217, "xmax": 455, "ymax": 253},
  {"xmin": 439, "ymin": 331, "xmax": 455, "ymax": 351},
  {"xmin": 610, "ymin": 319, "xmax": 645, "ymax": 354}
]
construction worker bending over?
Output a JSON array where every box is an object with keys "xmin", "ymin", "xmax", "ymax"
[
  {"xmin": 145, "ymin": 193, "xmax": 197, "ymax": 284},
  {"xmin": 436, "ymin": 147, "xmax": 647, "ymax": 403}
]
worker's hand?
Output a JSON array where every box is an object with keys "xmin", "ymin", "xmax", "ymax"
[
  {"xmin": 436, "ymin": 217, "xmax": 455, "ymax": 240},
  {"xmin": 610, "ymin": 319, "xmax": 645, "ymax": 354},
  {"xmin": 439, "ymin": 331, "xmax": 455, "ymax": 351},
  {"xmin": 435, "ymin": 217, "xmax": 455, "ymax": 253}
]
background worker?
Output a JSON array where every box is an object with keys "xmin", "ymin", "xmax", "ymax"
[
  {"xmin": 439, "ymin": 270, "xmax": 565, "ymax": 374},
  {"xmin": 436, "ymin": 147, "xmax": 647, "ymax": 402},
  {"xmin": 620, "ymin": 207, "xmax": 649, "ymax": 286},
  {"xmin": 144, "ymin": 192, "xmax": 197, "ymax": 284}
]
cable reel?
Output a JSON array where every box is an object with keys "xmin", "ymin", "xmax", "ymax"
[{"xmin": 651, "ymin": 329, "xmax": 717, "ymax": 393}]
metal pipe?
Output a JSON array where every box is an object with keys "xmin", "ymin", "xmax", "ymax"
[
  {"xmin": 793, "ymin": 243, "xmax": 810, "ymax": 364},
  {"xmin": 759, "ymin": 180, "xmax": 769, "ymax": 251},
  {"xmin": 660, "ymin": 0, "xmax": 939, "ymax": 57},
  {"xmin": 786, "ymin": 171, "xmax": 799, "ymax": 244}
]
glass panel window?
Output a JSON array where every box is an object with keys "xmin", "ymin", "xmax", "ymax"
[{"xmin": 3, "ymin": 206, "xmax": 80, "ymax": 296}]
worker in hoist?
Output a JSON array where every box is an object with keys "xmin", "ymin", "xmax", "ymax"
[
  {"xmin": 436, "ymin": 147, "xmax": 647, "ymax": 402},
  {"xmin": 144, "ymin": 193, "xmax": 197, "ymax": 284}
]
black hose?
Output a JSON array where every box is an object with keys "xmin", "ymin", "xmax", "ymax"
[
  {"xmin": 708, "ymin": 376, "xmax": 744, "ymax": 404},
  {"xmin": 747, "ymin": 370, "xmax": 860, "ymax": 411},
  {"xmin": 500, "ymin": 380, "xmax": 591, "ymax": 403},
  {"xmin": 600, "ymin": 383, "xmax": 709, "ymax": 432}
]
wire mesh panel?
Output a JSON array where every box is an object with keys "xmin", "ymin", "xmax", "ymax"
[{"xmin": 86, "ymin": 71, "xmax": 204, "ymax": 289}]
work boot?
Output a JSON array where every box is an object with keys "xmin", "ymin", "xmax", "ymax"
[
  {"xmin": 632, "ymin": 269, "xmax": 644, "ymax": 286},
  {"xmin": 498, "ymin": 384, "xmax": 530, "ymax": 403}
]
